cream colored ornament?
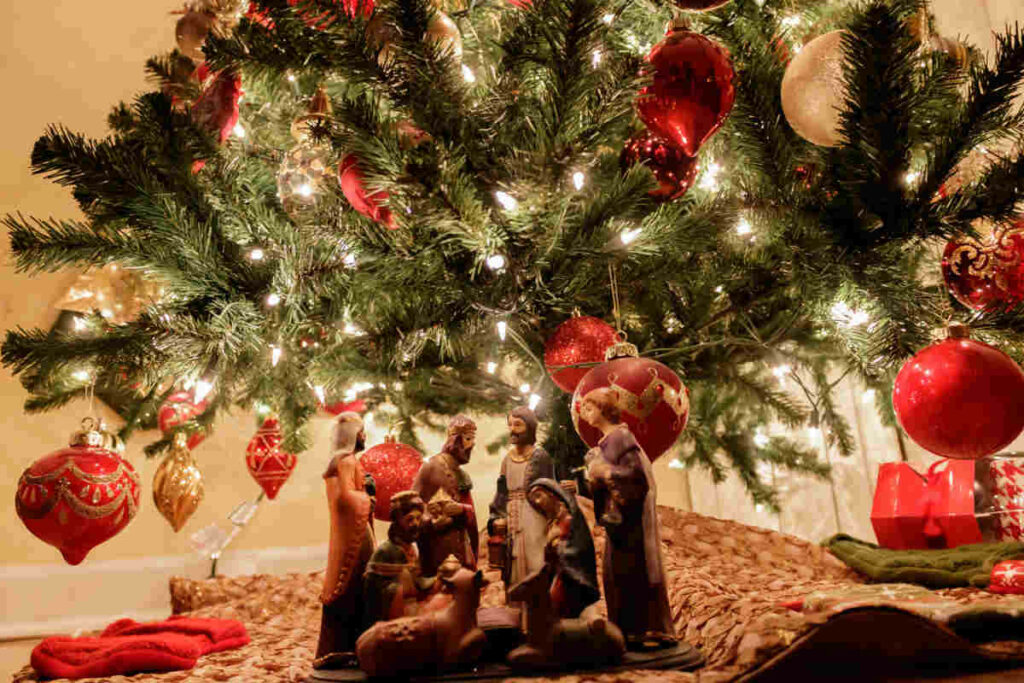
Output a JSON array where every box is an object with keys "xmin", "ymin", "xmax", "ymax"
[
  {"xmin": 425, "ymin": 12, "xmax": 462, "ymax": 62},
  {"xmin": 781, "ymin": 30, "xmax": 847, "ymax": 147},
  {"xmin": 153, "ymin": 432, "xmax": 204, "ymax": 532},
  {"xmin": 58, "ymin": 264, "xmax": 164, "ymax": 325}
]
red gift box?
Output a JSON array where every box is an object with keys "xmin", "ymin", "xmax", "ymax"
[{"xmin": 871, "ymin": 460, "xmax": 983, "ymax": 550}]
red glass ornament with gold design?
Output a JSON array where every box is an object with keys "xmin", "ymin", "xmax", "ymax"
[
  {"xmin": 245, "ymin": 418, "xmax": 298, "ymax": 500},
  {"xmin": 15, "ymin": 418, "xmax": 141, "ymax": 565},
  {"xmin": 942, "ymin": 219, "xmax": 1024, "ymax": 311},
  {"xmin": 620, "ymin": 130, "xmax": 700, "ymax": 201},
  {"xmin": 158, "ymin": 391, "xmax": 209, "ymax": 450},
  {"xmin": 360, "ymin": 435, "xmax": 424, "ymax": 521},
  {"xmin": 544, "ymin": 315, "xmax": 620, "ymax": 394},
  {"xmin": 636, "ymin": 29, "xmax": 736, "ymax": 158},
  {"xmin": 893, "ymin": 324, "xmax": 1024, "ymax": 460},
  {"xmin": 571, "ymin": 341, "xmax": 690, "ymax": 461}
]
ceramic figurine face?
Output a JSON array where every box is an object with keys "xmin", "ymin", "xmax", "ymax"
[
  {"xmin": 397, "ymin": 507, "xmax": 423, "ymax": 540},
  {"xmin": 448, "ymin": 433, "xmax": 474, "ymax": 465},
  {"xmin": 508, "ymin": 416, "xmax": 528, "ymax": 444},
  {"xmin": 527, "ymin": 487, "xmax": 560, "ymax": 519}
]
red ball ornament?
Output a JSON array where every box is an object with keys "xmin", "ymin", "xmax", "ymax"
[
  {"xmin": 942, "ymin": 219, "xmax": 1024, "ymax": 311},
  {"xmin": 544, "ymin": 316, "xmax": 620, "ymax": 394},
  {"xmin": 191, "ymin": 67, "xmax": 242, "ymax": 145},
  {"xmin": 893, "ymin": 324, "xmax": 1024, "ymax": 460},
  {"xmin": 15, "ymin": 419, "xmax": 141, "ymax": 565},
  {"xmin": 637, "ymin": 29, "xmax": 736, "ymax": 157},
  {"xmin": 245, "ymin": 418, "xmax": 298, "ymax": 500},
  {"xmin": 360, "ymin": 435, "xmax": 424, "ymax": 521},
  {"xmin": 570, "ymin": 342, "xmax": 690, "ymax": 461},
  {"xmin": 620, "ymin": 130, "xmax": 700, "ymax": 201},
  {"xmin": 339, "ymin": 155, "xmax": 397, "ymax": 229},
  {"xmin": 321, "ymin": 399, "xmax": 368, "ymax": 416},
  {"xmin": 158, "ymin": 391, "xmax": 209, "ymax": 450}
]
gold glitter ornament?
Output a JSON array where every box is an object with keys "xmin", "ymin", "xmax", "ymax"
[
  {"xmin": 277, "ymin": 143, "xmax": 331, "ymax": 214},
  {"xmin": 153, "ymin": 432, "xmax": 204, "ymax": 532},
  {"xmin": 425, "ymin": 12, "xmax": 462, "ymax": 62},
  {"xmin": 781, "ymin": 31, "xmax": 847, "ymax": 147}
]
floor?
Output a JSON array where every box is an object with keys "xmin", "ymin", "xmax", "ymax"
[{"xmin": 0, "ymin": 639, "xmax": 37, "ymax": 681}]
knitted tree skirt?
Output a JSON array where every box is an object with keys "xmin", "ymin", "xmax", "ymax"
[{"xmin": 14, "ymin": 505, "xmax": 1024, "ymax": 683}]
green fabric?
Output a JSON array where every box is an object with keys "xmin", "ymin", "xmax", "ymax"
[{"xmin": 823, "ymin": 534, "xmax": 1024, "ymax": 589}]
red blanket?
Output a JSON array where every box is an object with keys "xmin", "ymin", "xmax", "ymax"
[{"xmin": 32, "ymin": 617, "xmax": 249, "ymax": 679}]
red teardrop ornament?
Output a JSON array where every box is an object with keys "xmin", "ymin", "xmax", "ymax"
[{"xmin": 245, "ymin": 418, "xmax": 298, "ymax": 500}]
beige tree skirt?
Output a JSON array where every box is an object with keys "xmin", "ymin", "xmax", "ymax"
[{"xmin": 14, "ymin": 505, "xmax": 1024, "ymax": 682}]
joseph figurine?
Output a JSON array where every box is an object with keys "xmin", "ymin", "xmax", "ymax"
[
  {"xmin": 412, "ymin": 415, "xmax": 479, "ymax": 575},
  {"xmin": 580, "ymin": 388, "xmax": 676, "ymax": 649},
  {"xmin": 314, "ymin": 412, "xmax": 376, "ymax": 670},
  {"xmin": 488, "ymin": 407, "xmax": 554, "ymax": 596}
]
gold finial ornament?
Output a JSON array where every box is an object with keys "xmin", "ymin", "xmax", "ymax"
[{"xmin": 153, "ymin": 432, "xmax": 204, "ymax": 532}]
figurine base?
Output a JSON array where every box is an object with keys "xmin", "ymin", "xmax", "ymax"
[{"xmin": 307, "ymin": 641, "xmax": 704, "ymax": 681}]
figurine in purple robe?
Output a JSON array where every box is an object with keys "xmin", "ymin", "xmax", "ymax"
[{"xmin": 580, "ymin": 387, "xmax": 676, "ymax": 649}]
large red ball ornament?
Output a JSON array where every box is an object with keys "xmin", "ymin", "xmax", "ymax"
[
  {"xmin": 245, "ymin": 418, "xmax": 298, "ymax": 500},
  {"xmin": 636, "ymin": 30, "xmax": 736, "ymax": 158},
  {"xmin": 893, "ymin": 325, "xmax": 1024, "ymax": 460},
  {"xmin": 544, "ymin": 316, "xmax": 620, "ymax": 394},
  {"xmin": 339, "ymin": 155, "xmax": 397, "ymax": 229},
  {"xmin": 620, "ymin": 130, "xmax": 700, "ymax": 201},
  {"xmin": 158, "ymin": 391, "xmax": 209, "ymax": 450},
  {"xmin": 571, "ymin": 343, "xmax": 690, "ymax": 461},
  {"xmin": 942, "ymin": 219, "xmax": 1024, "ymax": 311},
  {"xmin": 15, "ymin": 419, "xmax": 141, "ymax": 565},
  {"xmin": 360, "ymin": 436, "xmax": 424, "ymax": 521}
]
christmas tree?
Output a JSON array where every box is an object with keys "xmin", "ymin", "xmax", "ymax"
[{"xmin": 4, "ymin": 0, "xmax": 1024, "ymax": 509}]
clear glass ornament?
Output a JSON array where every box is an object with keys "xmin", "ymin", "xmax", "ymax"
[{"xmin": 276, "ymin": 143, "xmax": 331, "ymax": 215}]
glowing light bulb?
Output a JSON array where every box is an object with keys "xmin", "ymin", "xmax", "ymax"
[
  {"xmin": 572, "ymin": 171, "xmax": 586, "ymax": 191},
  {"xmin": 266, "ymin": 293, "xmax": 281, "ymax": 307},
  {"xmin": 904, "ymin": 171, "xmax": 921, "ymax": 186},
  {"xmin": 233, "ymin": 123, "xmax": 246, "ymax": 138},
  {"xmin": 313, "ymin": 385, "xmax": 326, "ymax": 403},
  {"xmin": 343, "ymin": 253, "xmax": 357, "ymax": 267},
  {"xmin": 194, "ymin": 379, "xmax": 214, "ymax": 403},
  {"xmin": 591, "ymin": 49, "xmax": 603, "ymax": 67},
  {"xmin": 486, "ymin": 254, "xmax": 506, "ymax": 270},
  {"xmin": 486, "ymin": 361, "xmax": 498, "ymax": 374},
  {"xmin": 781, "ymin": 14, "xmax": 802, "ymax": 27},
  {"xmin": 100, "ymin": 308, "xmax": 113, "ymax": 319},
  {"xmin": 755, "ymin": 503, "xmax": 765, "ymax": 513},
  {"xmin": 528, "ymin": 393, "xmax": 541, "ymax": 410},
  {"xmin": 72, "ymin": 317, "xmax": 88, "ymax": 332},
  {"xmin": 620, "ymin": 228, "xmax": 642, "ymax": 245},
  {"xmin": 298, "ymin": 183, "xmax": 314, "ymax": 198},
  {"xmin": 519, "ymin": 383, "xmax": 531, "ymax": 394},
  {"xmin": 497, "ymin": 321, "xmax": 507, "ymax": 341},
  {"xmin": 287, "ymin": 73, "xmax": 296, "ymax": 82},
  {"xmin": 495, "ymin": 191, "xmax": 518, "ymax": 211},
  {"xmin": 72, "ymin": 370, "xmax": 91, "ymax": 382},
  {"xmin": 462, "ymin": 65, "xmax": 476, "ymax": 83},
  {"xmin": 862, "ymin": 388, "xmax": 876, "ymax": 404},
  {"xmin": 754, "ymin": 430, "xmax": 770, "ymax": 448},
  {"xmin": 736, "ymin": 218, "xmax": 753, "ymax": 236},
  {"xmin": 271, "ymin": 346, "xmax": 282, "ymax": 366},
  {"xmin": 772, "ymin": 365, "xmax": 791, "ymax": 379},
  {"xmin": 602, "ymin": 13, "xmax": 614, "ymax": 23},
  {"xmin": 249, "ymin": 248, "xmax": 264, "ymax": 261},
  {"xmin": 698, "ymin": 160, "xmax": 721, "ymax": 191},
  {"xmin": 714, "ymin": 285, "xmax": 723, "ymax": 293},
  {"xmin": 807, "ymin": 427, "xmax": 823, "ymax": 445},
  {"xmin": 668, "ymin": 459, "xmax": 685, "ymax": 470},
  {"xmin": 255, "ymin": 402, "xmax": 271, "ymax": 415}
]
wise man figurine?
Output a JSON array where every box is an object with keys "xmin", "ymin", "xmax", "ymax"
[
  {"xmin": 488, "ymin": 407, "xmax": 555, "ymax": 599},
  {"xmin": 363, "ymin": 490, "xmax": 439, "ymax": 626},
  {"xmin": 314, "ymin": 412, "xmax": 376, "ymax": 670},
  {"xmin": 580, "ymin": 388, "xmax": 676, "ymax": 649},
  {"xmin": 413, "ymin": 415, "xmax": 479, "ymax": 575}
]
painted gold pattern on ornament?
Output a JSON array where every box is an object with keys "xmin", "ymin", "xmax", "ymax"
[
  {"xmin": 949, "ymin": 224, "xmax": 1024, "ymax": 291},
  {"xmin": 21, "ymin": 455, "xmax": 139, "ymax": 487}
]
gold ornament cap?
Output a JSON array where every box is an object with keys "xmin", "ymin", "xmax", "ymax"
[
  {"xmin": 947, "ymin": 322, "xmax": 970, "ymax": 339},
  {"xmin": 604, "ymin": 338, "xmax": 639, "ymax": 360},
  {"xmin": 69, "ymin": 417, "xmax": 125, "ymax": 453}
]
